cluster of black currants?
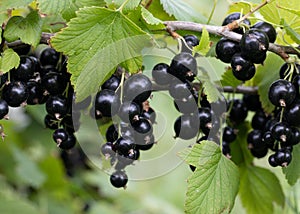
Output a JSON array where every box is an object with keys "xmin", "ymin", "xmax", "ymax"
[
  {"xmin": 245, "ymin": 62, "xmax": 300, "ymax": 167},
  {"xmin": 216, "ymin": 12, "xmax": 276, "ymax": 81},
  {"xmin": 99, "ymin": 72, "xmax": 157, "ymax": 188},
  {"xmin": 0, "ymin": 45, "xmax": 79, "ymax": 150}
]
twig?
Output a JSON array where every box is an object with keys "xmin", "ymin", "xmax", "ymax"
[{"xmin": 163, "ymin": 21, "xmax": 300, "ymax": 60}]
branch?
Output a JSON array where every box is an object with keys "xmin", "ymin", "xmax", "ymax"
[{"xmin": 163, "ymin": 21, "xmax": 300, "ymax": 60}]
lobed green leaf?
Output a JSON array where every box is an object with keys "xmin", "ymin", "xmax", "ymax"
[
  {"xmin": 51, "ymin": 7, "xmax": 150, "ymax": 101},
  {"xmin": 0, "ymin": 48, "xmax": 20, "ymax": 74},
  {"xmin": 282, "ymin": 144, "xmax": 300, "ymax": 186},
  {"xmin": 182, "ymin": 141, "xmax": 240, "ymax": 214},
  {"xmin": 239, "ymin": 164, "xmax": 285, "ymax": 214},
  {"xmin": 193, "ymin": 27, "xmax": 210, "ymax": 56},
  {"xmin": 3, "ymin": 10, "xmax": 43, "ymax": 47}
]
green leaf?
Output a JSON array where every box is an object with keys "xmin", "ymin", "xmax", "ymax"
[
  {"xmin": 141, "ymin": 7, "xmax": 163, "ymax": 25},
  {"xmin": 282, "ymin": 144, "xmax": 300, "ymax": 185},
  {"xmin": 281, "ymin": 19, "xmax": 300, "ymax": 44},
  {"xmin": 0, "ymin": 194, "xmax": 41, "ymax": 214},
  {"xmin": 220, "ymin": 67, "xmax": 242, "ymax": 88},
  {"xmin": 0, "ymin": 0, "xmax": 33, "ymax": 9},
  {"xmin": 277, "ymin": 3, "xmax": 300, "ymax": 16},
  {"xmin": 11, "ymin": 146, "xmax": 46, "ymax": 188},
  {"xmin": 104, "ymin": 0, "xmax": 141, "ymax": 11},
  {"xmin": 239, "ymin": 164, "xmax": 285, "ymax": 214},
  {"xmin": 0, "ymin": 48, "xmax": 20, "ymax": 73},
  {"xmin": 254, "ymin": 53, "xmax": 284, "ymax": 113},
  {"xmin": 51, "ymin": 7, "xmax": 150, "ymax": 101},
  {"xmin": 3, "ymin": 10, "xmax": 43, "ymax": 46},
  {"xmin": 160, "ymin": 0, "xmax": 207, "ymax": 22},
  {"xmin": 200, "ymin": 71, "xmax": 222, "ymax": 103},
  {"xmin": 193, "ymin": 27, "xmax": 210, "ymax": 56},
  {"xmin": 182, "ymin": 141, "xmax": 240, "ymax": 214},
  {"xmin": 37, "ymin": 0, "xmax": 106, "ymax": 21}
]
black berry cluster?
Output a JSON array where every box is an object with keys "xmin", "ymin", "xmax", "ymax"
[
  {"xmin": 98, "ymin": 72, "xmax": 156, "ymax": 188},
  {"xmin": 1, "ymin": 45, "xmax": 79, "ymax": 150},
  {"xmin": 216, "ymin": 13, "xmax": 277, "ymax": 81}
]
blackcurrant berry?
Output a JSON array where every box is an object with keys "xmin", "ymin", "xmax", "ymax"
[
  {"xmin": 228, "ymin": 99, "xmax": 248, "ymax": 124},
  {"xmin": 174, "ymin": 94, "xmax": 198, "ymax": 114},
  {"xmin": 94, "ymin": 89, "xmax": 121, "ymax": 117},
  {"xmin": 101, "ymin": 142, "xmax": 115, "ymax": 158},
  {"xmin": 268, "ymin": 79, "xmax": 296, "ymax": 107},
  {"xmin": 174, "ymin": 114, "xmax": 199, "ymax": 140},
  {"xmin": 215, "ymin": 38, "xmax": 240, "ymax": 63},
  {"xmin": 169, "ymin": 52, "xmax": 197, "ymax": 81},
  {"xmin": 0, "ymin": 99, "xmax": 9, "ymax": 119},
  {"xmin": 231, "ymin": 53, "xmax": 256, "ymax": 81},
  {"xmin": 101, "ymin": 75, "xmax": 121, "ymax": 91},
  {"xmin": 58, "ymin": 133, "xmax": 76, "ymax": 150},
  {"xmin": 222, "ymin": 126, "xmax": 237, "ymax": 143},
  {"xmin": 2, "ymin": 81, "xmax": 28, "ymax": 107},
  {"xmin": 251, "ymin": 110, "xmax": 269, "ymax": 130},
  {"xmin": 140, "ymin": 107, "xmax": 156, "ymax": 124},
  {"xmin": 242, "ymin": 94, "xmax": 262, "ymax": 111},
  {"xmin": 11, "ymin": 56, "xmax": 35, "ymax": 81},
  {"xmin": 222, "ymin": 12, "xmax": 251, "ymax": 34},
  {"xmin": 285, "ymin": 98, "xmax": 300, "ymax": 127},
  {"xmin": 274, "ymin": 148, "xmax": 292, "ymax": 167},
  {"xmin": 240, "ymin": 29, "xmax": 269, "ymax": 64},
  {"xmin": 152, "ymin": 63, "xmax": 171, "ymax": 85},
  {"xmin": 106, "ymin": 124, "xmax": 119, "ymax": 143},
  {"xmin": 271, "ymin": 122, "xmax": 292, "ymax": 143},
  {"xmin": 41, "ymin": 72, "xmax": 69, "ymax": 95},
  {"xmin": 44, "ymin": 114, "xmax": 59, "ymax": 130},
  {"xmin": 26, "ymin": 81, "xmax": 45, "ymax": 105},
  {"xmin": 251, "ymin": 21, "xmax": 277, "ymax": 43},
  {"xmin": 181, "ymin": 34, "xmax": 199, "ymax": 53},
  {"xmin": 53, "ymin": 128, "xmax": 68, "ymax": 144},
  {"xmin": 118, "ymin": 101, "xmax": 141, "ymax": 123},
  {"xmin": 114, "ymin": 137, "xmax": 135, "ymax": 156},
  {"xmin": 39, "ymin": 47, "xmax": 60, "ymax": 67},
  {"xmin": 168, "ymin": 80, "xmax": 193, "ymax": 101},
  {"xmin": 110, "ymin": 170, "xmax": 128, "ymax": 188},
  {"xmin": 268, "ymin": 154, "xmax": 279, "ymax": 167},
  {"xmin": 123, "ymin": 74, "xmax": 152, "ymax": 103},
  {"xmin": 46, "ymin": 95, "xmax": 69, "ymax": 119}
]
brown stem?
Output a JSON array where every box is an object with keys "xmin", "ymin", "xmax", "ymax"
[{"xmin": 163, "ymin": 21, "xmax": 300, "ymax": 60}]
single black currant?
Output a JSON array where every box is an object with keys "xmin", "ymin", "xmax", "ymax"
[
  {"xmin": 271, "ymin": 122, "xmax": 292, "ymax": 143},
  {"xmin": 268, "ymin": 79, "xmax": 296, "ymax": 107},
  {"xmin": 39, "ymin": 47, "xmax": 60, "ymax": 67},
  {"xmin": 2, "ymin": 81, "xmax": 28, "ymax": 107},
  {"xmin": 222, "ymin": 12, "xmax": 251, "ymax": 34},
  {"xmin": 251, "ymin": 110, "xmax": 269, "ymax": 130},
  {"xmin": 123, "ymin": 74, "xmax": 152, "ymax": 103},
  {"xmin": 181, "ymin": 34, "xmax": 199, "ymax": 53},
  {"xmin": 228, "ymin": 99, "xmax": 248, "ymax": 124},
  {"xmin": 114, "ymin": 137, "xmax": 135, "ymax": 156},
  {"xmin": 94, "ymin": 89, "xmax": 121, "ymax": 117},
  {"xmin": 106, "ymin": 124, "xmax": 119, "ymax": 143},
  {"xmin": 58, "ymin": 133, "xmax": 76, "ymax": 150},
  {"xmin": 215, "ymin": 38, "xmax": 240, "ymax": 63},
  {"xmin": 140, "ymin": 107, "xmax": 156, "ymax": 124},
  {"xmin": 222, "ymin": 126, "xmax": 237, "ymax": 143},
  {"xmin": 101, "ymin": 75, "xmax": 121, "ymax": 91},
  {"xmin": 152, "ymin": 63, "xmax": 171, "ymax": 85},
  {"xmin": 168, "ymin": 80, "xmax": 193, "ymax": 101},
  {"xmin": 251, "ymin": 21, "xmax": 277, "ymax": 43},
  {"xmin": 168, "ymin": 52, "xmax": 197, "ymax": 81},
  {"xmin": 26, "ymin": 81, "xmax": 45, "ymax": 105},
  {"xmin": 44, "ymin": 114, "xmax": 59, "ymax": 130},
  {"xmin": 0, "ymin": 99, "xmax": 9, "ymax": 119},
  {"xmin": 101, "ymin": 142, "xmax": 115, "ymax": 158},
  {"xmin": 11, "ymin": 56, "xmax": 35, "ymax": 81},
  {"xmin": 268, "ymin": 154, "xmax": 279, "ymax": 167},
  {"xmin": 274, "ymin": 148, "xmax": 292, "ymax": 167},
  {"xmin": 41, "ymin": 72, "xmax": 69, "ymax": 95},
  {"xmin": 174, "ymin": 114, "xmax": 199, "ymax": 140},
  {"xmin": 285, "ymin": 98, "xmax": 300, "ymax": 127},
  {"xmin": 231, "ymin": 53, "xmax": 256, "ymax": 81},
  {"xmin": 118, "ymin": 101, "xmax": 141, "ymax": 123},
  {"xmin": 240, "ymin": 29, "xmax": 269, "ymax": 64},
  {"xmin": 174, "ymin": 94, "xmax": 198, "ymax": 114},
  {"xmin": 242, "ymin": 94, "xmax": 262, "ymax": 111},
  {"xmin": 110, "ymin": 170, "xmax": 128, "ymax": 188},
  {"xmin": 46, "ymin": 95, "xmax": 69, "ymax": 119}
]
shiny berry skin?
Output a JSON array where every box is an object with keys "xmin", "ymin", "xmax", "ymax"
[
  {"xmin": 262, "ymin": 131, "xmax": 276, "ymax": 151},
  {"xmin": 215, "ymin": 38, "xmax": 240, "ymax": 63},
  {"xmin": 198, "ymin": 107, "xmax": 212, "ymax": 131},
  {"xmin": 169, "ymin": 52, "xmax": 197, "ymax": 81},
  {"xmin": 114, "ymin": 137, "xmax": 135, "ymax": 156},
  {"xmin": 251, "ymin": 110, "xmax": 269, "ymax": 130},
  {"xmin": 169, "ymin": 80, "xmax": 192, "ymax": 101},
  {"xmin": 228, "ymin": 99, "xmax": 248, "ymax": 124},
  {"xmin": 242, "ymin": 94, "xmax": 262, "ymax": 111},
  {"xmin": 174, "ymin": 114, "xmax": 199, "ymax": 140},
  {"xmin": 240, "ymin": 29, "xmax": 269, "ymax": 63},
  {"xmin": 140, "ymin": 107, "xmax": 156, "ymax": 124},
  {"xmin": 292, "ymin": 75, "xmax": 300, "ymax": 96},
  {"xmin": 274, "ymin": 148, "xmax": 292, "ymax": 167},
  {"xmin": 279, "ymin": 63, "xmax": 299, "ymax": 80},
  {"xmin": 222, "ymin": 12, "xmax": 251, "ymax": 34},
  {"xmin": 268, "ymin": 154, "xmax": 279, "ymax": 167},
  {"xmin": 44, "ymin": 114, "xmax": 59, "ymax": 130},
  {"xmin": 53, "ymin": 128, "xmax": 68, "ymax": 144},
  {"xmin": 231, "ymin": 53, "xmax": 256, "ymax": 81},
  {"xmin": 39, "ymin": 48, "xmax": 60, "ymax": 67},
  {"xmin": 101, "ymin": 75, "xmax": 121, "ymax": 91},
  {"xmin": 290, "ymin": 127, "xmax": 300, "ymax": 146},
  {"xmin": 118, "ymin": 101, "xmax": 141, "ymax": 123},
  {"xmin": 131, "ymin": 117, "xmax": 153, "ymax": 142},
  {"xmin": 222, "ymin": 141, "xmax": 231, "ymax": 157},
  {"xmin": 152, "ymin": 63, "xmax": 171, "ymax": 85},
  {"xmin": 0, "ymin": 99, "xmax": 9, "ymax": 119},
  {"xmin": 174, "ymin": 94, "xmax": 198, "ymax": 114},
  {"xmin": 123, "ymin": 74, "xmax": 152, "ymax": 103},
  {"xmin": 106, "ymin": 124, "xmax": 119, "ymax": 143},
  {"xmin": 101, "ymin": 142, "xmax": 115, "ymax": 158},
  {"xmin": 46, "ymin": 95, "xmax": 69, "ymax": 119},
  {"xmin": 181, "ymin": 34, "xmax": 199, "ymax": 53},
  {"xmin": 11, "ymin": 56, "xmax": 35, "ymax": 81},
  {"xmin": 58, "ymin": 133, "xmax": 76, "ymax": 150},
  {"xmin": 251, "ymin": 21, "xmax": 277, "ymax": 43},
  {"xmin": 41, "ymin": 72, "xmax": 69, "ymax": 95},
  {"xmin": 94, "ymin": 89, "xmax": 121, "ymax": 117},
  {"xmin": 247, "ymin": 129, "xmax": 266, "ymax": 150},
  {"xmin": 268, "ymin": 79, "xmax": 296, "ymax": 107},
  {"xmin": 26, "ymin": 81, "xmax": 45, "ymax": 105},
  {"xmin": 285, "ymin": 98, "xmax": 300, "ymax": 127},
  {"xmin": 222, "ymin": 126, "xmax": 237, "ymax": 143},
  {"xmin": 110, "ymin": 170, "xmax": 128, "ymax": 188},
  {"xmin": 2, "ymin": 81, "xmax": 28, "ymax": 107},
  {"xmin": 271, "ymin": 122, "xmax": 292, "ymax": 143}
]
